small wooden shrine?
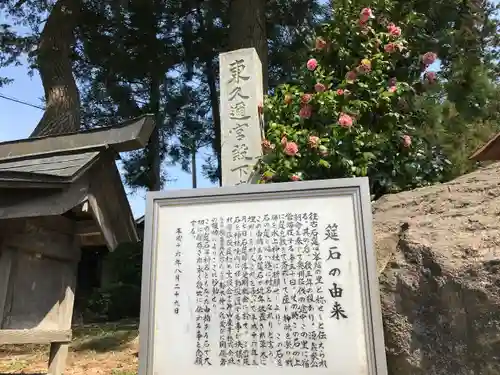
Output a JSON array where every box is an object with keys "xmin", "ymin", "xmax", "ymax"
[
  {"xmin": 0, "ymin": 115, "xmax": 155, "ymax": 374},
  {"xmin": 469, "ymin": 132, "xmax": 500, "ymax": 161}
]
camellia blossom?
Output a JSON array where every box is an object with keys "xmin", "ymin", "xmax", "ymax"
[
  {"xmin": 425, "ymin": 71, "xmax": 437, "ymax": 83},
  {"xmin": 402, "ymin": 135, "xmax": 412, "ymax": 148},
  {"xmin": 357, "ymin": 59, "xmax": 372, "ymax": 73},
  {"xmin": 360, "ymin": 8, "xmax": 375, "ymax": 22},
  {"xmin": 306, "ymin": 58, "xmax": 318, "ymax": 71},
  {"xmin": 315, "ymin": 37, "xmax": 327, "ymax": 50},
  {"xmin": 422, "ymin": 52, "xmax": 437, "ymax": 66},
  {"xmin": 338, "ymin": 113, "xmax": 353, "ymax": 128},
  {"xmin": 387, "ymin": 23, "xmax": 401, "ymax": 37},
  {"xmin": 388, "ymin": 85, "xmax": 397, "ymax": 93},
  {"xmin": 299, "ymin": 104, "xmax": 312, "ymax": 119},
  {"xmin": 345, "ymin": 70, "xmax": 357, "ymax": 82},
  {"xmin": 284, "ymin": 142, "xmax": 299, "ymax": 156},
  {"xmin": 290, "ymin": 174, "xmax": 302, "ymax": 181},
  {"xmin": 384, "ymin": 43, "xmax": 397, "ymax": 53},
  {"xmin": 301, "ymin": 93, "xmax": 313, "ymax": 103},
  {"xmin": 314, "ymin": 83, "xmax": 326, "ymax": 92},
  {"xmin": 336, "ymin": 89, "xmax": 345, "ymax": 95},
  {"xmin": 308, "ymin": 136, "xmax": 320, "ymax": 148},
  {"xmin": 284, "ymin": 94, "xmax": 293, "ymax": 104},
  {"xmin": 261, "ymin": 139, "xmax": 275, "ymax": 152}
]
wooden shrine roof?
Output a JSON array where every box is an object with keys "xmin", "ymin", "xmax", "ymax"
[
  {"xmin": 0, "ymin": 115, "xmax": 153, "ymax": 188},
  {"xmin": 469, "ymin": 132, "xmax": 500, "ymax": 161}
]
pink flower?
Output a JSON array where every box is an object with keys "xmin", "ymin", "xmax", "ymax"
[
  {"xmin": 336, "ymin": 89, "xmax": 344, "ymax": 95},
  {"xmin": 388, "ymin": 85, "xmax": 397, "ymax": 93},
  {"xmin": 360, "ymin": 8, "xmax": 375, "ymax": 22},
  {"xmin": 338, "ymin": 113, "xmax": 353, "ymax": 128},
  {"xmin": 315, "ymin": 37, "xmax": 327, "ymax": 50},
  {"xmin": 299, "ymin": 104, "xmax": 312, "ymax": 119},
  {"xmin": 402, "ymin": 135, "xmax": 411, "ymax": 148},
  {"xmin": 290, "ymin": 174, "xmax": 302, "ymax": 181},
  {"xmin": 306, "ymin": 58, "xmax": 318, "ymax": 71},
  {"xmin": 261, "ymin": 139, "xmax": 275, "ymax": 153},
  {"xmin": 425, "ymin": 71, "xmax": 437, "ymax": 83},
  {"xmin": 384, "ymin": 43, "xmax": 396, "ymax": 53},
  {"xmin": 308, "ymin": 136, "xmax": 320, "ymax": 148},
  {"xmin": 314, "ymin": 82, "xmax": 326, "ymax": 92},
  {"xmin": 284, "ymin": 94, "xmax": 293, "ymax": 104},
  {"xmin": 301, "ymin": 93, "xmax": 313, "ymax": 103},
  {"xmin": 387, "ymin": 23, "xmax": 401, "ymax": 37},
  {"xmin": 422, "ymin": 52, "xmax": 437, "ymax": 66},
  {"xmin": 284, "ymin": 142, "xmax": 299, "ymax": 156},
  {"xmin": 281, "ymin": 136, "xmax": 288, "ymax": 146},
  {"xmin": 345, "ymin": 70, "xmax": 357, "ymax": 82}
]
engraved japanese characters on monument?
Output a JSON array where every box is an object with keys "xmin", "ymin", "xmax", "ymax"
[
  {"xmin": 219, "ymin": 48, "xmax": 264, "ymax": 186},
  {"xmin": 145, "ymin": 186, "xmax": 386, "ymax": 375}
]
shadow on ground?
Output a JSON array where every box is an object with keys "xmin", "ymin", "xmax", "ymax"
[{"xmin": 73, "ymin": 329, "xmax": 138, "ymax": 352}]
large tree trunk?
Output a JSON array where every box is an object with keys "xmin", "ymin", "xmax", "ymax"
[
  {"xmin": 30, "ymin": 0, "xmax": 81, "ymax": 138},
  {"xmin": 228, "ymin": 0, "xmax": 268, "ymax": 91}
]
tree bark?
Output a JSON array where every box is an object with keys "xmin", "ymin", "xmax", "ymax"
[
  {"xmin": 148, "ymin": 77, "xmax": 162, "ymax": 191},
  {"xmin": 205, "ymin": 57, "xmax": 222, "ymax": 185},
  {"xmin": 191, "ymin": 147, "xmax": 197, "ymax": 188},
  {"xmin": 228, "ymin": 0, "xmax": 268, "ymax": 91},
  {"xmin": 30, "ymin": 0, "xmax": 81, "ymax": 138}
]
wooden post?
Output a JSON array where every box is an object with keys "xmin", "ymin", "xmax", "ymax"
[
  {"xmin": 219, "ymin": 47, "xmax": 264, "ymax": 186},
  {"xmin": 48, "ymin": 250, "xmax": 78, "ymax": 375}
]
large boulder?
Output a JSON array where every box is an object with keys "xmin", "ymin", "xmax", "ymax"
[{"xmin": 373, "ymin": 163, "xmax": 500, "ymax": 375}]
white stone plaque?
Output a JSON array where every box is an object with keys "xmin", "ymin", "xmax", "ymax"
[
  {"xmin": 139, "ymin": 178, "xmax": 388, "ymax": 375},
  {"xmin": 219, "ymin": 48, "xmax": 264, "ymax": 186}
]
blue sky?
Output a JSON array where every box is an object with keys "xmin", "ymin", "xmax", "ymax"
[{"xmin": 0, "ymin": 59, "xmax": 215, "ymax": 218}]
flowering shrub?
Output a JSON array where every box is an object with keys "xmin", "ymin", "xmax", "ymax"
[{"xmin": 259, "ymin": 7, "xmax": 450, "ymax": 197}]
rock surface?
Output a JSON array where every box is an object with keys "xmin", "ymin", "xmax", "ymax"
[{"xmin": 373, "ymin": 162, "xmax": 500, "ymax": 375}]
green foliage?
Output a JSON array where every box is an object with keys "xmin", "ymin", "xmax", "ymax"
[
  {"xmin": 260, "ymin": 7, "xmax": 450, "ymax": 197},
  {"xmin": 86, "ymin": 283, "xmax": 142, "ymax": 322},
  {"xmin": 84, "ymin": 242, "xmax": 143, "ymax": 322}
]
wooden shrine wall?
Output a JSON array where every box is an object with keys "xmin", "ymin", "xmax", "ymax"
[{"xmin": 0, "ymin": 216, "xmax": 80, "ymax": 345}]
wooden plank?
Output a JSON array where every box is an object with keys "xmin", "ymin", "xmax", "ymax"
[
  {"xmin": 75, "ymin": 220, "xmax": 101, "ymax": 236},
  {"xmin": 78, "ymin": 233, "xmax": 106, "ymax": 247},
  {"xmin": 0, "ymin": 248, "xmax": 15, "ymax": 325},
  {"xmin": 0, "ymin": 115, "xmax": 155, "ymax": 164},
  {"xmin": 0, "ymin": 176, "xmax": 89, "ymax": 220},
  {"xmin": 3, "ymin": 221, "xmax": 80, "ymax": 262},
  {"xmin": 469, "ymin": 131, "xmax": 500, "ymax": 161},
  {"xmin": 87, "ymin": 154, "xmax": 138, "ymax": 251},
  {"xmin": 0, "ymin": 329, "xmax": 72, "ymax": 344},
  {"xmin": 49, "ymin": 343, "xmax": 70, "ymax": 375},
  {"xmin": 28, "ymin": 216, "xmax": 75, "ymax": 235}
]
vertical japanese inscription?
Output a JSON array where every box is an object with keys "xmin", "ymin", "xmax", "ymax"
[
  {"xmin": 187, "ymin": 212, "xmax": 330, "ymax": 368},
  {"xmin": 324, "ymin": 223, "xmax": 348, "ymax": 320},
  {"xmin": 173, "ymin": 228, "xmax": 183, "ymax": 315},
  {"xmin": 219, "ymin": 48, "xmax": 264, "ymax": 186},
  {"xmin": 228, "ymin": 59, "xmax": 251, "ymax": 185}
]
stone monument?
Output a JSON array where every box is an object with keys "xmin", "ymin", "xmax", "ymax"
[{"xmin": 219, "ymin": 48, "xmax": 264, "ymax": 186}]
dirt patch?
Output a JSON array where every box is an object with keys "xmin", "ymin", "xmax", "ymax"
[{"xmin": 0, "ymin": 320, "xmax": 139, "ymax": 375}]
